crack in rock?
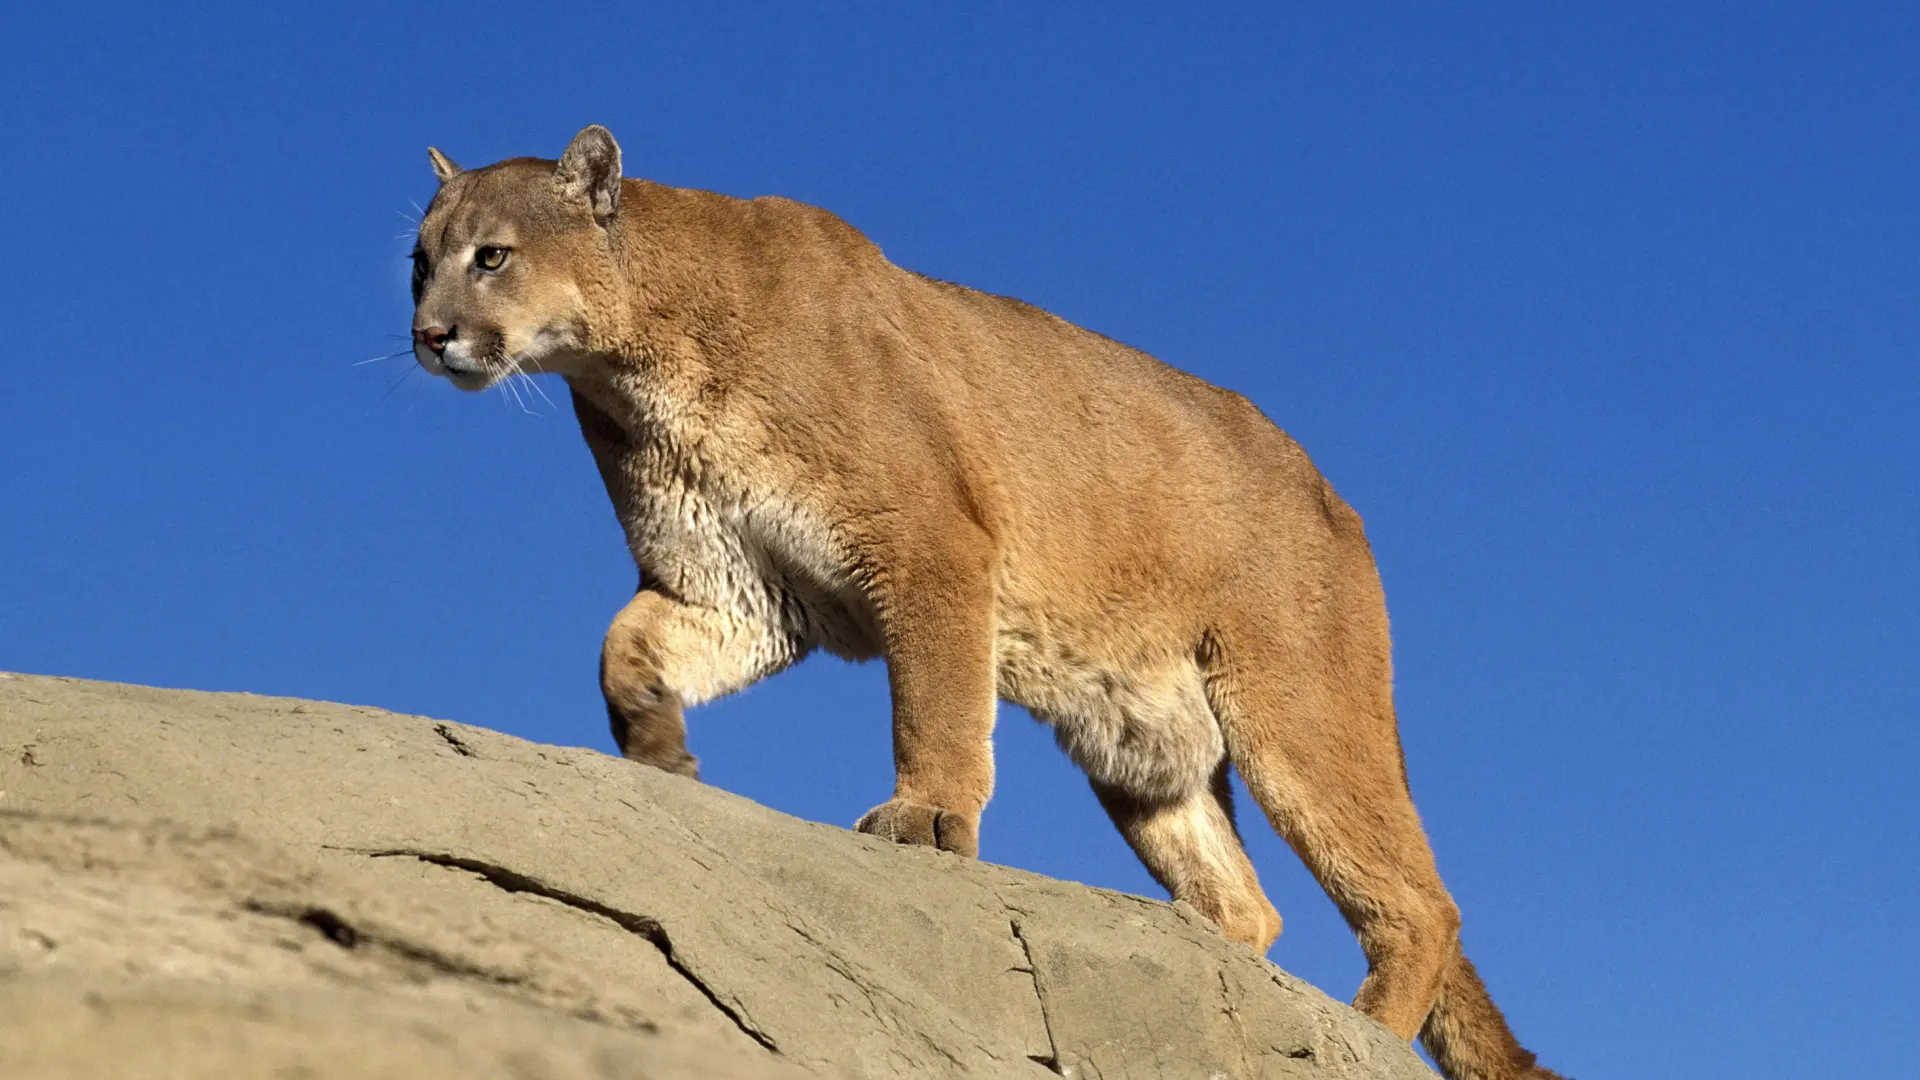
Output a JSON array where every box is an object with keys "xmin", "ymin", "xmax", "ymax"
[
  {"xmin": 243, "ymin": 900, "xmax": 529, "ymax": 988},
  {"xmin": 432, "ymin": 725, "xmax": 477, "ymax": 757},
  {"xmin": 354, "ymin": 847, "xmax": 779, "ymax": 1054},
  {"xmin": 296, "ymin": 906, "xmax": 359, "ymax": 948},
  {"xmin": 1216, "ymin": 968, "xmax": 1254, "ymax": 1077},
  {"xmin": 1008, "ymin": 917, "xmax": 1063, "ymax": 1076},
  {"xmin": 779, "ymin": 916, "xmax": 890, "ymax": 1024}
]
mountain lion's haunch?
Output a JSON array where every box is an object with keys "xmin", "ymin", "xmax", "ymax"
[{"xmin": 407, "ymin": 126, "xmax": 1567, "ymax": 1080}]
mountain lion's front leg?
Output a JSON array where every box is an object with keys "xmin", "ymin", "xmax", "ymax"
[
  {"xmin": 601, "ymin": 585, "xmax": 801, "ymax": 779},
  {"xmin": 854, "ymin": 539, "xmax": 999, "ymax": 858}
]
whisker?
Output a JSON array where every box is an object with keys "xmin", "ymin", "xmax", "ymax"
[
  {"xmin": 492, "ymin": 347, "xmax": 522, "ymax": 414},
  {"xmin": 489, "ymin": 348, "xmax": 529, "ymax": 414},
  {"xmin": 507, "ymin": 368, "xmax": 535, "ymax": 415},
  {"xmin": 504, "ymin": 352, "xmax": 552, "ymax": 415},
  {"xmin": 378, "ymin": 364, "xmax": 418, "ymax": 403},
  {"xmin": 521, "ymin": 369, "xmax": 556, "ymax": 412},
  {"xmin": 355, "ymin": 349, "xmax": 413, "ymax": 367}
]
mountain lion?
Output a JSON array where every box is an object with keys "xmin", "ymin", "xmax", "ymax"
[{"xmin": 407, "ymin": 126, "xmax": 1564, "ymax": 1080}]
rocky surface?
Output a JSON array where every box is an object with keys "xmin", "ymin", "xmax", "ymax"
[{"xmin": 0, "ymin": 672, "xmax": 1434, "ymax": 1079}]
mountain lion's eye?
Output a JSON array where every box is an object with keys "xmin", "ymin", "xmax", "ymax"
[{"xmin": 475, "ymin": 246, "xmax": 510, "ymax": 271}]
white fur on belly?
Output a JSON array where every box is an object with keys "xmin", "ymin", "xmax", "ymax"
[{"xmin": 996, "ymin": 626, "xmax": 1222, "ymax": 802}]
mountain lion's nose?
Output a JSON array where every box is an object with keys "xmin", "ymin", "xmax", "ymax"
[{"xmin": 415, "ymin": 325, "xmax": 454, "ymax": 354}]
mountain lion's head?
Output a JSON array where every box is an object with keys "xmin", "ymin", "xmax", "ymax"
[{"xmin": 410, "ymin": 126, "xmax": 624, "ymax": 391}]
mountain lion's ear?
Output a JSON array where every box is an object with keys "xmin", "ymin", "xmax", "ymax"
[
  {"xmin": 427, "ymin": 147, "xmax": 461, "ymax": 184},
  {"xmin": 554, "ymin": 125, "xmax": 622, "ymax": 226}
]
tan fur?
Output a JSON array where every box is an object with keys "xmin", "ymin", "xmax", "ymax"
[{"xmin": 408, "ymin": 126, "xmax": 1567, "ymax": 1080}]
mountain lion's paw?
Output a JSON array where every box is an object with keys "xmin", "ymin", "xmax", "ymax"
[{"xmin": 854, "ymin": 798, "xmax": 979, "ymax": 857}]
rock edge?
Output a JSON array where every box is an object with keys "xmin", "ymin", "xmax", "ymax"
[{"xmin": 0, "ymin": 672, "xmax": 1433, "ymax": 1080}]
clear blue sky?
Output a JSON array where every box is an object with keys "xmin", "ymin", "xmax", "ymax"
[{"xmin": 3, "ymin": 4, "xmax": 1915, "ymax": 1076}]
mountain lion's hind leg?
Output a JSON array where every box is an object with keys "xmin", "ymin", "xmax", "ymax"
[
  {"xmin": 1209, "ymin": 615, "xmax": 1460, "ymax": 1042},
  {"xmin": 1093, "ymin": 762, "xmax": 1282, "ymax": 951},
  {"xmin": 601, "ymin": 586, "xmax": 799, "ymax": 779}
]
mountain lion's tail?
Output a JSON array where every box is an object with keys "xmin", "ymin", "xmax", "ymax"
[{"xmin": 1419, "ymin": 951, "xmax": 1568, "ymax": 1080}]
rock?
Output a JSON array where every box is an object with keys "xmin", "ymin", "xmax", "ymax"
[{"xmin": 0, "ymin": 672, "xmax": 1434, "ymax": 1079}]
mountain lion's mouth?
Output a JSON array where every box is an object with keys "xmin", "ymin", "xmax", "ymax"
[{"xmin": 440, "ymin": 356, "xmax": 493, "ymax": 391}]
